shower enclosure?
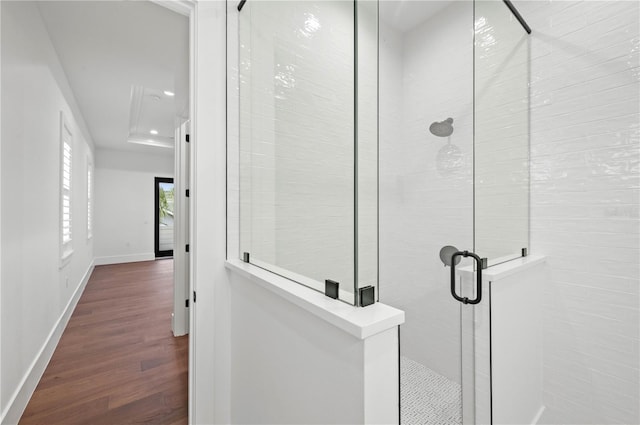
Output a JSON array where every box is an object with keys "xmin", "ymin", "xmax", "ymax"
[
  {"xmin": 233, "ymin": 0, "xmax": 532, "ymax": 422},
  {"xmin": 381, "ymin": 1, "xmax": 532, "ymax": 422}
]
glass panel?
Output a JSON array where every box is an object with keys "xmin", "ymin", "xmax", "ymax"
[
  {"xmin": 474, "ymin": 0, "xmax": 530, "ymax": 266},
  {"xmin": 356, "ymin": 0, "xmax": 379, "ymax": 302},
  {"xmin": 469, "ymin": 0, "xmax": 531, "ymax": 421},
  {"xmin": 239, "ymin": 1, "xmax": 356, "ymax": 303},
  {"xmin": 158, "ymin": 181, "xmax": 175, "ymax": 252}
]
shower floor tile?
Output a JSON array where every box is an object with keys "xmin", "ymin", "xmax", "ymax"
[{"xmin": 401, "ymin": 356, "xmax": 462, "ymax": 425}]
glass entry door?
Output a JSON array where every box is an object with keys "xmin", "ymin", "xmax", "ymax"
[{"xmin": 155, "ymin": 177, "xmax": 175, "ymax": 257}]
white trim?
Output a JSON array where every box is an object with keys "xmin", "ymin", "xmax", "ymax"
[
  {"xmin": 459, "ymin": 254, "xmax": 546, "ymax": 282},
  {"xmin": 226, "ymin": 260, "xmax": 405, "ymax": 339},
  {"xmin": 531, "ymin": 405, "xmax": 546, "ymax": 425},
  {"xmin": 249, "ymin": 257, "xmax": 355, "ymax": 302},
  {"xmin": 94, "ymin": 253, "xmax": 156, "ymax": 266},
  {"xmin": 0, "ymin": 5, "xmax": 3, "ymax": 422},
  {"xmin": 0, "ymin": 261, "xmax": 95, "ymax": 425},
  {"xmin": 59, "ymin": 249, "xmax": 73, "ymax": 269},
  {"xmin": 189, "ymin": 2, "xmax": 232, "ymax": 424},
  {"xmin": 150, "ymin": 0, "xmax": 192, "ymax": 17}
]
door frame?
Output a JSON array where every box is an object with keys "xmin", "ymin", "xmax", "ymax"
[{"xmin": 151, "ymin": 2, "xmax": 229, "ymax": 424}]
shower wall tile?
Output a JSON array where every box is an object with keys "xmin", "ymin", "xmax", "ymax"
[{"xmin": 521, "ymin": 1, "xmax": 640, "ymax": 423}]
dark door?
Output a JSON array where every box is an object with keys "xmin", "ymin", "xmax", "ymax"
[{"xmin": 155, "ymin": 177, "xmax": 174, "ymax": 257}]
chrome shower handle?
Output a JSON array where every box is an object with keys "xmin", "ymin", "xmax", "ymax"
[{"xmin": 450, "ymin": 250, "xmax": 484, "ymax": 305}]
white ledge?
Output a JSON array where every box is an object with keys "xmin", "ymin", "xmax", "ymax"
[
  {"xmin": 225, "ymin": 259, "xmax": 405, "ymax": 339},
  {"xmin": 460, "ymin": 254, "xmax": 546, "ymax": 281}
]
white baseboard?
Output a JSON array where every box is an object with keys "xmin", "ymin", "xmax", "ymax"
[
  {"xmin": 0, "ymin": 261, "xmax": 95, "ymax": 425},
  {"xmin": 94, "ymin": 253, "xmax": 155, "ymax": 265},
  {"xmin": 532, "ymin": 405, "xmax": 546, "ymax": 425}
]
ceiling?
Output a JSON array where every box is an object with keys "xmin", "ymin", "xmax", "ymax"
[
  {"xmin": 37, "ymin": 1, "xmax": 188, "ymax": 155},
  {"xmin": 379, "ymin": 1, "xmax": 452, "ymax": 33}
]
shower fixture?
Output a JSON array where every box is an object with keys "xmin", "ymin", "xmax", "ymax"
[
  {"xmin": 429, "ymin": 118, "xmax": 454, "ymax": 137},
  {"xmin": 430, "ymin": 117, "xmax": 463, "ymax": 176}
]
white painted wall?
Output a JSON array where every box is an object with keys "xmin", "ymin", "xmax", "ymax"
[
  {"xmin": 379, "ymin": 1, "xmax": 474, "ymax": 383},
  {"xmin": 94, "ymin": 148, "xmax": 173, "ymax": 265},
  {"xmin": 0, "ymin": 2, "xmax": 95, "ymax": 422},
  {"xmin": 519, "ymin": 1, "xmax": 640, "ymax": 423},
  {"xmin": 230, "ymin": 273, "xmax": 364, "ymax": 424}
]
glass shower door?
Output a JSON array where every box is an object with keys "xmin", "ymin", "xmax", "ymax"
[
  {"xmin": 378, "ymin": 0, "xmax": 474, "ymax": 422},
  {"xmin": 379, "ymin": 0, "xmax": 530, "ymax": 423},
  {"xmin": 465, "ymin": 0, "xmax": 531, "ymax": 423}
]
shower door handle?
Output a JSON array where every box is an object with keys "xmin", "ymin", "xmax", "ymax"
[{"xmin": 450, "ymin": 250, "xmax": 483, "ymax": 305}]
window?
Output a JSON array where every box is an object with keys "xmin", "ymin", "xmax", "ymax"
[
  {"xmin": 87, "ymin": 158, "xmax": 93, "ymax": 239},
  {"xmin": 60, "ymin": 112, "xmax": 73, "ymax": 264}
]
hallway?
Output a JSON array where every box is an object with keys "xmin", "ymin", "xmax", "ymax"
[{"xmin": 20, "ymin": 260, "xmax": 188, "ymax": 425}]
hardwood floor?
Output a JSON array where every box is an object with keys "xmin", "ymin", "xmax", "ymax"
[{"xmin": 20, "ymin": 260, "xmax": 188, "ymax": 425}]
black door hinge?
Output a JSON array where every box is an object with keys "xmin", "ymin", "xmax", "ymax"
[
  {"xmin": 185, "ymin": 134, "xmax": 190, "ymax": 143},
  {"xmin": 185, "ymin": 244, "xmax": 190, "ymax": 253},
  {"xmin": 185, "ymin": 299, "xmax": 189, "ymax": 308},
  {"xmin": 186, "ymin": 189, "xmax": 190, "ymax": 197},
  {"xmin": 193, "ymin": 291, "xmax": 196, "ymax": 303}
]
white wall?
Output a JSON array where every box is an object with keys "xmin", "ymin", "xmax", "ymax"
[
  {"xmin": 230, "ymin": 273, "xmax": 365, "ymax": 424},
  {"xmin": 94, "ymin": 148, "xmax": 173, "ymax": 264},
  {"xmin": 519, "ymin": 1, "xmax": 640, "ymax": 423},
  {"xmin": 0, "ymin": 2, "xmax": 94, "ymax": 422},
  {"xmin": 379, "ymin": 1, "xmax": 474, "ymax": 383}
]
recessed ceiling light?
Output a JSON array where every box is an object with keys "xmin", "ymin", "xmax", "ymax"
[
  {"xmin": 164, "ymin": 90, "xmax": 175, "ymax": 97},
  {"xmin": 150, "ymin": 129, "xmax": 159, "ymax": 135}
]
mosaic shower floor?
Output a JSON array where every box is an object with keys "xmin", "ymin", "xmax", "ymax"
[{"xmin": 401, "ymin": 356, "xmax": 462, "ymax": 425}]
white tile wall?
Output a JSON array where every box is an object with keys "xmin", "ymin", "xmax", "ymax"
[
  {"xmin": 519, "ymin": 1, "xmax": 640, "ymax": 423},
  {"xmin": 381, "ymin": 1, "xmax": 639, "ymax": 422}
]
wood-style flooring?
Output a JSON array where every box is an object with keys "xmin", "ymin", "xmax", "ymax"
[{"xmin": 20, "ymin": 259, "xmax": 188, "ymax": 425}]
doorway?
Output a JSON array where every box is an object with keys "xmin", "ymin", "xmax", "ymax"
[{"xmin": 155, "ymin": 177, "xmax": 175, "ymax": 257}]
